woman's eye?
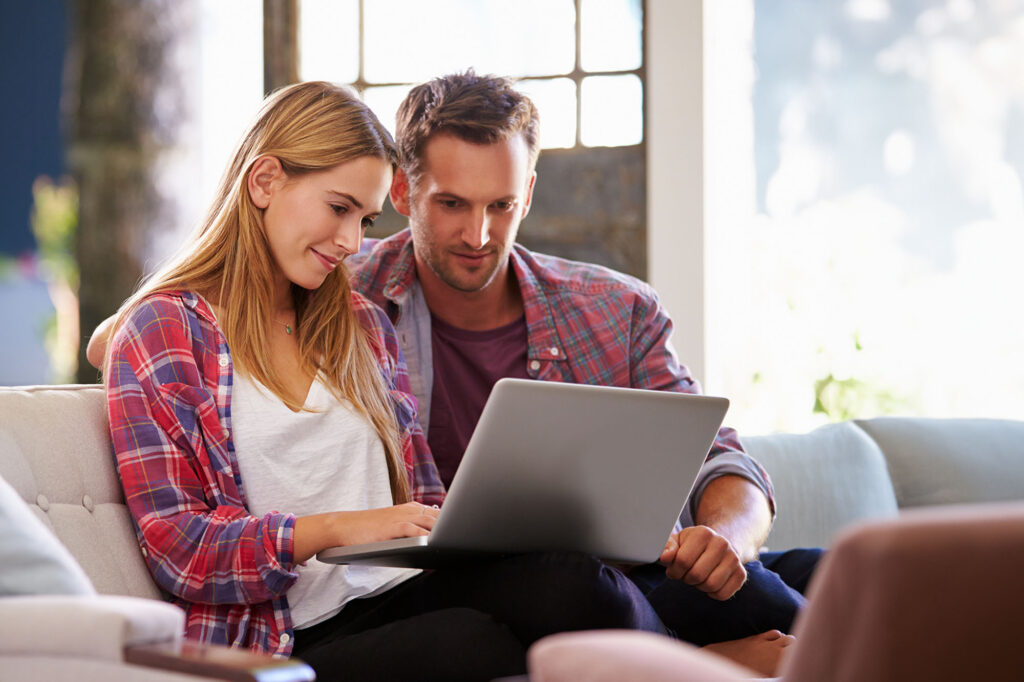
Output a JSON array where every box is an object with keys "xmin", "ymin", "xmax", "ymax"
[
  {"xmin": 361, "ymin": 217, "xmax": 376, "ymax": 229},
  {"xmin": 331, "ymin": 204, "xmax": 347, "ymax": 215}
]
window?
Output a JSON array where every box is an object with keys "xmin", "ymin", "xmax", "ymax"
[
  {"xmin": 705, "ymin": 0, "xmax": 1024, "ymax": 433},
  {"xmin": 300, "ymin": 0, "xmax": 645, "ymax": 149}
]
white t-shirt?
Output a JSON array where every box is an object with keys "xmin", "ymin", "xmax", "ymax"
[{"xmin": 231, "ymin": 370, "xmax": 419, "ymax": 629}]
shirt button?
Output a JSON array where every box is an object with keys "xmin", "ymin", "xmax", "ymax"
[
  {"xmin": 280, "ymin": 633, "xmax": 291, "ymax": 645},
  {"xmin": 549, "ymin": 347, "xmax": 560, "ymax": 357},
  {"xmin": 219, "ymin": 356, "xmax": 229, "ymax": 368},
  {"xmin": 529, "ymin": 360, "xmax": 541, "ymax": 371},
  {"xmin": 82, "ymin": 494, "xmax": 95, "ymax": 513},
  {"xmin": 36, "ymin": 494, "xmax": 50, "ymax": 512}
]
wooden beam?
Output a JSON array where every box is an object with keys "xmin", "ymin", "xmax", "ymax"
[{"xmin": 263, "ymin": 0, "xmax": 299, "ymax": 94}]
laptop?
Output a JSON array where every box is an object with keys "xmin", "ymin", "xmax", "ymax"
[{"xmin": 317, "ymin": 378, "xmax": 728, "ymax": 569}]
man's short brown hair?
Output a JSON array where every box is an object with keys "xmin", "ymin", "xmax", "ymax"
[{"xmin": 395, "ymin": 70, "xmax": 540, "ymax": 185}]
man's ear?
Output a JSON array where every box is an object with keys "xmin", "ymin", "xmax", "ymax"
[
  {"xmin": 390, "ymin": 167, "xmax": 412, "ymax": 217},
  {"xmin": 247, "ymin": 156, "xmax": 285, "ymax": 209},
  {"xmin": 520, "ymin": 170, "xmax": 538, "ymax": 219}
]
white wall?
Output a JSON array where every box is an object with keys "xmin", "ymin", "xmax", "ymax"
[{"xmin": 646, "ymin": 0, "xmax": 706, "ymax": 383}]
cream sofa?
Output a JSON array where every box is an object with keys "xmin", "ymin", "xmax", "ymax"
[
  {"xmin": 0, "ymin": 385, "xmax": 315, "ymax": 681},
  {"xmin": 2, "ymin": 384, "xmax": 1022, "ymax": 679}
]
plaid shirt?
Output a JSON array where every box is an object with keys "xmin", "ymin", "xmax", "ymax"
[
  {"xmin": 349, "ymin": 230, "xmax": 775, "ymax": 524},
  {"xmin": 106, "ymin": 290, "xmax": 444, "ymax": 657}
]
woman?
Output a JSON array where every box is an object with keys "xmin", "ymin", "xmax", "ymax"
[{"xmin": 105, "ymin": 81, "xmax": 663, "ymax": 681}]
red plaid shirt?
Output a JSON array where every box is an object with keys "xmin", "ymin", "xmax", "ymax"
[
  {"xmin": 349, "ymin": 230, "xmax": 775, "ymax": 525},
  {"xmin": 106, "ymin": 290, "xmax": 444, "ymax": 657}
]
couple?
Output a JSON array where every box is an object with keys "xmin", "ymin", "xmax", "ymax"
[{"xmin": 93, "ymin": 72, "xmax": 820, "ymax": 681}]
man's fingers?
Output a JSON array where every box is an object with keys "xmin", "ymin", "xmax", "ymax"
[
  {"xmin": 660, "ymin": 535, "xmax": 680, "ymax": 566},
  {"xmin": 708, "ymin": 564, "xmax": 748, "ymax": 601},
  {"xmin": 680, "ymin": 534, "xmax": 731, "ymax": 587}
]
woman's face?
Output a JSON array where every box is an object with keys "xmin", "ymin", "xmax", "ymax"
[{"xmin": 261, "ymin": 155, "xmax": 392, "ymax": 292}]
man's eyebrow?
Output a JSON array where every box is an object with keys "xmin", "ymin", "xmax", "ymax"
[
  {"xmin": 326, "ymin": 190, "xmax": 363, "ymax": 209},
  {"xmin": 433, "ymin": 191, "xmax": 517, "ymax": 203}
]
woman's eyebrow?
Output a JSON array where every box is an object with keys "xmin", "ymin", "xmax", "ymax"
[{"xmin": 326, "ymin": 190, "xmax": 362, "ymax": 209}]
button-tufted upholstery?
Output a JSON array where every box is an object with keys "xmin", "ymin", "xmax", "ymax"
[{"xmin": 0, "ymin": 385, "xmax": 160, "ymax": 600}]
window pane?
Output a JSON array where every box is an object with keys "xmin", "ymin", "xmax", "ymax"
[
  {"xmin": 580, "ymin": 75, "xmax": 643, "ymax": 147},
  {"xmin": 705, "ymin": 0, "xmax": 1024, "ymax": 432},
  {"xmin": 517, "ymin": 78, "xmax": 576, "ymax": 149},
  {"xmin": 363, "ymin": 0, "xmax": 575, "ymax": 83},
  {"xmin": 580, "ymin": 0, "xmax": 643, "ymax": 72},
  {"xmin": 300, "ymin": 0, "xmax": 359, "ymax": 83},
  {"xmin": 198, "ymin": 0, "xmax": 263, "ymax": 204},
  {"xmin": 362, "ymin": 84, "xmax": 414, "ymax": 137}
]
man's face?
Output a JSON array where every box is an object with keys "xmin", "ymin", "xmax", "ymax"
[{"xmin": 392, "ymin": 133, "xmax": 536, "ymax": 296}]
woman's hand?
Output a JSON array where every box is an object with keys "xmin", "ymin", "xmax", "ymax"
[{"xmin": 292, "ymin": 502, "xmax": 439, "ymax": 564}]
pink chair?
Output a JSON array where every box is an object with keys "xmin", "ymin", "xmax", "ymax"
[{"xmin": 529, "ymin": 502, "xmax": 1024, "ymax": 682}]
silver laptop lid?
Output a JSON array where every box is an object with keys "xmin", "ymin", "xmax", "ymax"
[{"xmin": 425, "ymin": 378, "xmax": 729, "ymax": 564}]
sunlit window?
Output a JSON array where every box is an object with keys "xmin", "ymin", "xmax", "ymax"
[
  {"xmin": 705, "ymin": 0, "xmax": 1024, "ymax": 433},
  {"xmin": 300, "ymin": 0, "xmax": 644, "ymax": 149}
]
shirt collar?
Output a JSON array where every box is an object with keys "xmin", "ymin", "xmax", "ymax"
[
  {"xmin": 510, "ymin": 245, "xmax": 566, "ymax": 363},
  {"xmin": 380, "ymin": 234, "xmax": 420, "ymax": 304},
  {"xmin": 380, "ymin": 233, "xmax": 567, "ymax": 364}
]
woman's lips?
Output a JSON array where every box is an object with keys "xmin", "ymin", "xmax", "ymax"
[{"xmin": 311, "ymin": 248, "xmax": 340, "ymax": 271}]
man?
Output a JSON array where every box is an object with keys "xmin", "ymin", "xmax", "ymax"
[
  {"xmin": 89, "ymin": 71, "xmax": 819, "ymax": 675},
  {"xmin": 349, "ymin": 71, "xmax": 820, "ymax": 672}
]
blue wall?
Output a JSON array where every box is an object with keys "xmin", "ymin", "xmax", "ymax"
[{"xmin": 0, "ymin": 1, "xmax": 68, "ymax": 256}]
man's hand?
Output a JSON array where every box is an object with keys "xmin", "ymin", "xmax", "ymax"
[{"xmin": 659, "ymin": 525, "xmax": 747, "ymax": 600}]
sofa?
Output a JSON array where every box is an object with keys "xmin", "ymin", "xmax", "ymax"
[
  {"xmin": 2, "ymin": 383, "xmax": 1022, "ymax": 679},
  {"xmin": 0, "ymin": 384, "xmax": 315, "ymax": 681}
]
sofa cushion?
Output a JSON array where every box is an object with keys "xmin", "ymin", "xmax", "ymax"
[
  {"xmin": 0, "ymin": 386, "xmax": 161, "ymax": 599},
  {"xmin": 742, "ymin": 422, "xmax": 899, "ymax": 550},
  {"xmin": 855, "ymin": 417, "xmax": 1024, "ymax": 509},
  {"xmin": 0, "ymin": 473, "xmax": 95, "ymax": 596}
]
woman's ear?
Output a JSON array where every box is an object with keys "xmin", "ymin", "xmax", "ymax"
[{"xmin": 247, "ymin": 156, "xmax": 285, "ymax": 209}]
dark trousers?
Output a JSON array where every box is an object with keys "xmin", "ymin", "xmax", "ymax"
[
  {"xmin": 292, "ymin": 551, "xmax": 666, "ymax": 682},
  {"xmin": 629, "ymin": 548, "xmax": 824, "ymax": 646}
]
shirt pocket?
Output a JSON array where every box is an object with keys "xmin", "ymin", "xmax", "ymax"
[{"xmin": 156, "ymin": 382, "xmax": 238, "ymax": 494}]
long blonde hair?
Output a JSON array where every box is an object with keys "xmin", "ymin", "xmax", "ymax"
[{"xmin": 109, "ymin": 81, "xmax": 410, "ymax": 503}]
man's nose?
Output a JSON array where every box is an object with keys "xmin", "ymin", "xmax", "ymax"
[{"xmin": 462, "ymin": 208, "xmax": 491, "ymax": 250}]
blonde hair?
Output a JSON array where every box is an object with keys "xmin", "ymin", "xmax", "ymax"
[{"xmin": 109, "ymin": 81, "xmax": 410, "ymax": 503}]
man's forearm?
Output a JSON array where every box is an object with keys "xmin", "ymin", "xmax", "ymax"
[{"xmin": 695, "ymin": 474, "xmax": 772, "ymax": 563}]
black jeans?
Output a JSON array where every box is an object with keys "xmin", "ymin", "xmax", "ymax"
[
  {"xmin": 629, "ymin": 547, "xmax": 824, "ymax": 645},
  {"xmin": 292, "ymin": 551, "xmax": 666, "ymax": 682}
]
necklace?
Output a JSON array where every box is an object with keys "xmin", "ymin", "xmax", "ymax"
[{"xmin": 275, "ymin": 318, "xmax": 294, "ymax": 335}]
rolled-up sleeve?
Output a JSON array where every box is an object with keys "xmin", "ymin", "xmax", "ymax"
[{"xmin": 628, "ymin": 290, "xmax": 776, "ymax": 526}]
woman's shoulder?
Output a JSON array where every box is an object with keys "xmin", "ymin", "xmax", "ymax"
[{"xmin": 117, "ymin": 290, "xmax": 213, "ymax": 347}]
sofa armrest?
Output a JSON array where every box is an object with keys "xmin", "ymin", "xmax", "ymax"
[
  {"xmin": 0, "ymin": 594, "xmax": 184, "ymax": 661},
  {"xmin": 0, "ymin": 595, "xmax": 315, "ymax": 682}
]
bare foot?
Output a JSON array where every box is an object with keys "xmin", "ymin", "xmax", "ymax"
[{"xmin": 702, "ymin": 630, "xmax": 795, "ymax": 677}]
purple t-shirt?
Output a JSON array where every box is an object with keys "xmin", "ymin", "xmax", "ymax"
[{"xmin": 427, "ymin": 313, "xmax": 530, "ymax": 488}]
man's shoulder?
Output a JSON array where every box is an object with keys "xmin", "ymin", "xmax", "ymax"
[
  {"xmin": 348, "ymin": 230, "xmax": 410, "ymax": 278},
  {"xmin": 516, "ymin": 244, "xmax": 657, "ymax": 302}
]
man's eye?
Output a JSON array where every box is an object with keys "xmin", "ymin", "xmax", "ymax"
[
  {"xmin": 439, "ymin": 199, "xmax": 460, "ymax": 209},
  {"xmin": 494, "ymin": 201, "xmax": 514, "ymax": 211}
]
